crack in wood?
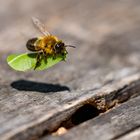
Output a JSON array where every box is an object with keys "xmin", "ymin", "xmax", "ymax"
[
  {"xmin": 2, "ymin": 78, "xmax": 140, "ymax": 140},
  {"xmin": 39, "ymin": 79, "xmax": 140, "ymax": 138},
  {"xmin": 113, "ymin": 126, "xmax": 140, "ymax": 140}
]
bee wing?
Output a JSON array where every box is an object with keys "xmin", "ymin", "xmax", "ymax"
[{"xmin": 32, "ymin": 17, "xmax": 50, "ymax": 36}]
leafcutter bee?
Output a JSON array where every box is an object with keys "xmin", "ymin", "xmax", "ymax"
[{"xmin": 26, "ymin": 17, "xmax": 75, "ymax": 69}]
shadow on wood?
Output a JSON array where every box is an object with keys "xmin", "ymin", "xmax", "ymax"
[{"xmin": 11, "ymin": 79, "xmax": 70, "ymax": 93}]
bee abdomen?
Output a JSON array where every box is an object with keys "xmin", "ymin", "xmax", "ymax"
[{"xmin": 26, "ymin": 38, "xmax": 40, "ymax": 51}]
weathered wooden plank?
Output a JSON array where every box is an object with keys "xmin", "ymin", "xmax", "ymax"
[
  {"xmin": 0, "ymin": 74, "xmax": 140, "ymax": 140},
  {"xmin": 45, "ymin": 96, "xmax": 140, "ymax": 140},
  {"xmin": 117, "ymin": 128, "xmax": 140, "ymax": 140}
]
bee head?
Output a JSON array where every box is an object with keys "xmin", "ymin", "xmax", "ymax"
[
  {"xmin": 54, "ymin": 41, "xmax": 65, "ymax": 54},
  {"xmin": 54, "ymin": 41, "xmax": 76, "ymax": 55}
]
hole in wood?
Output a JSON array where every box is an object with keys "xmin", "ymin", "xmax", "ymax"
[
  {"xmin": 60, "ymin": 104, "xmax": 102, "ymax": 129},
  {"xmin": 52, "ymin": 104, "xmax": 103, "ymax": 136},
  {"xmin": 71, "ymin": 104, "xmax": 101, "ymax": 125},
  {"xmin": 51, "ymin": 104, "xmax": 102, "ymax": 136}
]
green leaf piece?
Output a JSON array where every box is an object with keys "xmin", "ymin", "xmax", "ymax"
[{"xmin": 7, "ymin": 53, "xmax": 66, "ymax": 71}]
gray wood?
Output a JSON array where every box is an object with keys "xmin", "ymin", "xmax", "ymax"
[
  {"xmin": 45, "ymin": 96, "xmax": 140, "ymax": 140},
  {"xmin": 0, "ymin": 0, "xmax": 140, "ymax": 140},
  {"xmin": 117, "ymin": 128, "xmax": 140, "ymax": 140},
  {"xmin": 0, "ymin": 72, "xmax": 140, "ymax": 140}
]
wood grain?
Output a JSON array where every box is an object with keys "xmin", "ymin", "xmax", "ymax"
[
  {"xmin": 117, "ymin": 128, "xmax": 140, "ymax": 140},
  {"xmin": 45, "ymin": 96, "xmax": 140, "ymax": 140}
]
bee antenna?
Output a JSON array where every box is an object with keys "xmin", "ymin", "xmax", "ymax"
[{"xmin": 65, "ymin": 45, "xmax": 76, "ymax": 48}]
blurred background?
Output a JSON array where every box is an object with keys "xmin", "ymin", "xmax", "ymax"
[{"xmin": 0, "ymin": 0, "xmax": 140, "ymax": 89}]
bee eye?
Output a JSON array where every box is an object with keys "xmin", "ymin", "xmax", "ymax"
[
  {"xmin": 55, "ymin": 44, "xmax": 60, "ymax": 48},
  {"xmin": 55, "ymin": 42, "xmax": 65, "ymax": 50}
]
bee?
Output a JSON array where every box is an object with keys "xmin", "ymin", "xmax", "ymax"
[{"xmin": 26, "ymin": 17, "xmax": 75, "ymax": 69}]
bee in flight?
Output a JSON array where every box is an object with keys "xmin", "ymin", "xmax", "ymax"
[{"xmin": 26, "ymin": 17, "xmax": 75, "ymax": 69}]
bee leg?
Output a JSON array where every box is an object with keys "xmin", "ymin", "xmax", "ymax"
[
  {"xmin": 34, "ymin": 53, "xmax": 42, "ymax": 70},
  {"xmin": 61, "ymin": 50, "xmax": 68, "ymax": 61},
  {"xmin": 42, "ymin": 51, "xmax": 48, "ymax": 63},
  {"xmin": 52, "ymin": 53, "xmax": 57, "ymax": 60},
  {"xmin": 52, "ymin": 55, "xmax": 56, "ymax": 60}
]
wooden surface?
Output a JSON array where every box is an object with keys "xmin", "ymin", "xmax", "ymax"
[
  {"xmin": 0, "ymin": 0, "xmax": 140, "ymax": 140},
  {"xmin": 45, "ymin": 96, "xmax": 140, "ymax": 140}
]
